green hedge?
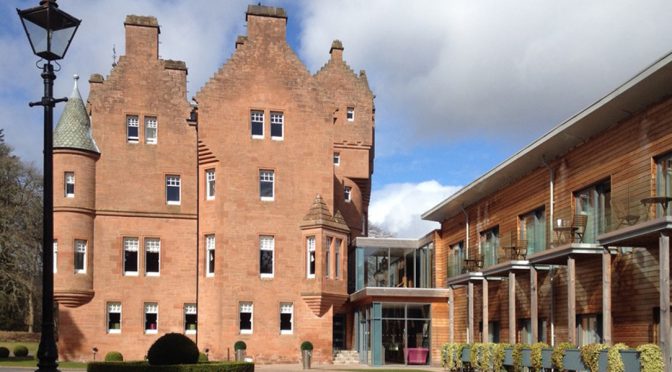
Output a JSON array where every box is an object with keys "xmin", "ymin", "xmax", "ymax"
[{"xmin": 87, "ymin": 361, "xmax": 254, "ymax": 372}]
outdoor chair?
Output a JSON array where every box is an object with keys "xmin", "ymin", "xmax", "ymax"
[{"xmin": 572, "ymin": 214, "xmax": 588, "ymax": 243}]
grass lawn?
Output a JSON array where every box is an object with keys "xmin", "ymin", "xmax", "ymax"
[{"xmin": 0, "ymin": 341, "xmax": 86, "ymax": 368}]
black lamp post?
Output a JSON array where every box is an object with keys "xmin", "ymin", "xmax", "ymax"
[{"xmin": 16, "ymin": 1, "xmax": 80, "ymax": 371}]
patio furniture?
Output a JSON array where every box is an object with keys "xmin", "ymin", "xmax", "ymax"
[
  {"xmin": 463, "ymin": 256, "xmax": 483, "ymax": 273},
  {"xmin": 572, "ymin": 214, "xmax": 588, "ymax": 242},
  {"xmin": 641, "ymin": 196, "xmax": 672, "ymax": 217},
  {"xmin": 404, "ymin": 347, "xmax": 429, "ymax": 365}
]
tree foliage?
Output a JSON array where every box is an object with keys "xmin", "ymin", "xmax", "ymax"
[{"xmin": 0, "ymin": 129, "xmax": 43, "ymax": 331}]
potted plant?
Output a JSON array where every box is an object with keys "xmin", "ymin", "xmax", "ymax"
[
  {"xmin": 552, "ymin": 342, "xmax": 576, "ymax": 371},
  {"xmin": 580, "ymin": 343, "xmax": 607, "ymax": 372},
  {"xmin": 301, "ymin": 341, "xmax": 313, "ymax": 369},
  {"xmin": 637, "ymin": 344, "xmax": 663, "ymax": 372},
  {"xmin": 234, "ymin": 340, "xmax": 246, "ymax": 362}
]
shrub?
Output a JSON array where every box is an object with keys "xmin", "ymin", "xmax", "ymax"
[
  {"xmin": 440, "ymin": 343, "xmax": 460, "ymax": 370},
  {"xmin": 198, "ymin": 352, "xmax": 208, "ymax": 363},
  {"xmin": 637, "ymin": 344, "xmax": 664, "ymax": 372},
  {"xmin": 13, "ymin": 345, "xmax": 29, "ymax": 357},
  {"xmin": 300, "ymin": 341, "xmax": 313, "ymax": 351},
  {"xmin": 530, "ymin": 342, "xmax": 550, "ymax": 370},
  {"xmin": 87, "ymin": 361, "xmax": 254, "ymax": 372},
  {"xmin": 0, "ymin": 347, "xmax": 9, "ymax": 358},
  {"xmin": 512, "ymin": 343, "xmax": 529, "ymax": 371},
  {"xmin": 608, "ymin": 343, "xmax": 628, "ymax": 372},
  {"xmin": 233, "ymin": 341, "xmax": 246, "ymax": 351},
  {"xmin": 580, "ymin": 343, "xmax": 608, "ymax": 372},
  {"xmin": 105, "ymin": 351, "xmax": 124, "ymax": 361},
  {"xmin": 492, "ymin": 343, "xmax": 510, "ymax": 372},
  {"xmin": 147, "ymin": 333, "xmax": 199, "ymax": 366}
]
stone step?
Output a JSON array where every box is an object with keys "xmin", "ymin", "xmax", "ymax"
[{"xmin": 333, "ymin": 350, "xmax": 360, "ymax": 365}]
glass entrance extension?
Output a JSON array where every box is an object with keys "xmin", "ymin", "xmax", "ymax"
[{"xmin": 357, "ymin": 302, "xmax": 431, "ymax": 366}]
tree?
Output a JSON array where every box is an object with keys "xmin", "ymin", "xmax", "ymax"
[{"xmin": 0, "ymin": 129, "xmax": 43, "ymax": 331}]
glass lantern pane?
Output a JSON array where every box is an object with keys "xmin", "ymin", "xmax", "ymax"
[{"xmin": 23, "ymin": 18, "xmax": 49, "ymax": 55}]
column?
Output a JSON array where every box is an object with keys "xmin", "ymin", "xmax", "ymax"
[
  {"xmin": 660, "ymin": 234, "xmax": 670, "ymax": 371},
  {"xmin": 568, "ymin": 257, "xmax": 576, "ymax": 345},
  {"xmin": 483, "ymin": 278, "xmax": 489, "ymax": 342},
  {"xmin": 602, "ymin": 249, "xmax": 612, "ymax": 345},
  {"xmin": 468, "ymin": 281, "xmax": 474, "ymax": 343},
  {"xmin": 449, "ymin": 287, "xmax": 454, "ymax": 343},
  {"xmin": 531, "ymin": 267, "xmax": 539, "ymax": 342},
  {"xmin": 509, "ymin": 272, "xmax": 516, "ymax": 344}
]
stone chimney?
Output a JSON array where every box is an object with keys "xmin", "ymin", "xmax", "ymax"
[
  {"xmin": 330, "ymin": 40, "xmax": 344, "ymax": 61},
  {"xmin": 124, "ymin": 15, "xmax": 160, "ymax": 60},
  {"xmin": 245, "ymin": 5, "xmax": 287, "ymax": 42}
]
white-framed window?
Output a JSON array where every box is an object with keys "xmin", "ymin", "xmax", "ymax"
[
  {"xmin": 206, "ymin": 234, "xmax": 215, "ymax": 277},
  {"xmin": 306, "ymin": 236, "xmax": 315, "ymax": 279},
  {"xmin": 123, "ymin": 237, "xmax": 139, "ymax": 276},
  {"xmin": 270, "ymin": 111, "xmax": 284, "ymax": 140},
  {"xmin": 206, "ymin": 169, "xmax": 215, "ymax": 200},
  {"xmin": 184, "ymin": 304, "xmax": 197, "ymax": 335},
  {"xmin": 260, "ymin": 235, "xmax": 274, "ymax": 278},
  {"xmin": 251, "ymin": 110, "xmax": 264, "ymax": 139},
  {"xmin": 166, "ymin": 175, "xmax": 181, "ymax": 205},
  {"xmin": 145, "ymin": 116, "xmax": 157, "ymax": 144},
  {"xmin": 344, "ymin": 186, "xmax": 352, "ymax": 202},
  {"xmin": 74, "ymin": 239, "xmax": 87, "ymax": 274},
  {"xmin": 127, "ymin": 115, "xmax": 139, "ymax": 143},
  {"xmin": 325, "ymin": 236, "xmax": 332, "ymax": 278},
  {"xmin": 53, "ymin": 240, "xmax": 58, "ymax": 273},
  {"xmin": 145, "ymin": 238, "xmax": 160, "ymax": 276},
  {"xmin": 240, "ymin": 302, "xmax": 253, "ymax": 334},
  {"xmin": 335, "ymin": 238, "xmax": 342, "ymax": 279},
  {"xmin": 346, "ymin": 107, "xmax": 355, "ymax": 121},
  {"xmin": 64, "ymin": 172, "xmax": 75, "ymax": 197},
  {"xmin": 280, "ymin": 303, "xmax": 293, "ymax": 334},
  {"xmin": 144, "ymin": 303, "xmax": 158, "ymax": 334},
  {"xmin": 107, "ymin": 302, "xmax": 122, "ymax": 334},
  {"xmin": 333, "ymin": 152, "xmax": 340, "ymax": 166},
  {"xmin": 259, "ymin": 170, "xmax": 274, "ymax": 201}
]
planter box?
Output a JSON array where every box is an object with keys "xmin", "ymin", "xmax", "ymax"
[
  {"xmin": 461, "ymin": 346, "xmax": 471, "ymax": 364},
  {"xmin": 563, "ymin": 348, "xmax": 587, "ymax": 371},
  {"xmin": 620, "ymin": 349, "xmax": 640, "ymax": 371},
  {"xmin": 503, "ymin": 348, "xmax": 513, "ymax": 366},
  {"xmin": 521, "ymin": 348, "xmax": 532, "ymax": 367},
  {"xmin": 542, "ymin": 348, "xmax": 553, "ymax": 369}
]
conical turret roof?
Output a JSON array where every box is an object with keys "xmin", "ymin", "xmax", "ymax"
[
  {"xmin": 53, "ymin": 75, "xmax": 100, "ymax": 154},
  {"xmin": 300, "ymin": 194, "xmax": 350, "ymax": 232}
]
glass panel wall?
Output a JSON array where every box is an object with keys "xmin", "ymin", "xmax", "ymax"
[
  {"xmin": 520, "ymin": 208, "xmax": 546, "ymax": 254},
  {"xmin": 355, "ymin": 246, "xmax": 434, "ymax": 290},
  {"xmin": 575, "ymin": 181, "xmax": 611, "ymax": 243},
  {"xmin": 480, "ymin": 227, "xmax": 499, "ymax": 268},
  {"xmin": 657, "ymin": 153, "xmax": 672, "ymax": 217},
  {"xmin": 447, "ymin": 241, "xmax": 464, "ymax": 278}
]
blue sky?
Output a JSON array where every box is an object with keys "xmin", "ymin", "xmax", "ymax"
[{"xmin": 2, "ymin": 0, "xmax": 672, "ymax": 237}]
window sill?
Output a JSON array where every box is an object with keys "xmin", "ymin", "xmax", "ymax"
[
  {"xmin": 66, "ymin": 194, "xmax": 74, "ymax": 198},
  {"xmin": 271, "ymin": 137, "xmax": 284, "ymax": 141},
  {"xmin": 108, "ymin": 329, "xmax": 121, "ymax": 334},
  {"xmin": 146, "ymin": 272, "xmax": 160, "ymax": 277},
  {"xmin": 146, "ymin": 141, "xmax": 157, "ymax": 145},
  {"xmin": 124, "ymin": 272, "xmax": 139, "ymax": 277},
  {"xmin": 127, "ymin": 140, "xmax": 139, "ymax": 144},
  {"xmin": 260, "ymin": 274, "xmax": 274, "ymax": 280},
  {"xmin": 251, "ymin": 135, "xmax": 264, "ymax": 140},
  {"xmin": 307, "ymin": 275, "xmax": 315, "ymax": 279},
  {"xmin": 206, "ymin": 196, "xmax": 215, "ymax": 201},
  {"xmin": 145, "ymin": 330, "xmax": 158, "ymax": 335},
  {"xmin": 280, "ymin": 330, "xmax": 293, "ymax": 335},
  {"xmin": 75, "ymin": 270, "xmax": 86, "ymax": 274},
  {"xmin": 206, "ymin": 273, "xmax": 215, "ymax": 278},
  {"xmin": 240, "ymin": 330, "xmax": 253, "ymax": 335},
  {"xmin": 167, "ymin": 201, "xmax": 181, "ymax": 206},
  {"xmin": 185, "ymin": 330, "xmax": 197, "ymax": 335},
  {"xmin": 260, "ymin": 197, "xmax": 274, "ymax": 202}
]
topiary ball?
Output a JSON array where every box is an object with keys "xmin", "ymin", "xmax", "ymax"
[
  {"xmin": 13, "ymin": 345, "xmax": 29, "ymax": 357},
  {"xmin": 198, "ymin": 352, "xmax": 209, "ymax": 362},
  {"xmin": 0, "ymin": 347, "xmax": 9, "ymax": 358},
  {"xmin": 147, "ymin": 333, "xmax": 199, "ymax": 365},
  {"xmin": 104, "ymin": 351, "xmax": 123, "ymax": 361},
  {"xmin": 300, "ymin": 341, "xmax": 313, "ymax": 351},
  {"xmin": 234, "ymin": 341, "xmax": 246, "ymax": 351}
]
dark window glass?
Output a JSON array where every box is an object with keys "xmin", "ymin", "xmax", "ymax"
[
  {"xmin": 127, "ymin": 125, "xmax": 138, "ymax": 140},
  {"xmin": 252, "ymin": 122, "xmax": 263, "ymax": 136},
  {"xmin": 185, "ymin": 314, "xmax": 197, "ymax": 330},
  {"xmin": 75, "ymin": 252, "xmax": 85, "ymax": 271},
  {"xmin": 167, "ymin": 186, "xmax": 180, "ymax": 202},
  {"xmin": 208, "ymin": 250, "xmax": 215, "ymax": 274},
  {"xmin": 240, "ymin": 312, "xmax": 252, "ymax": 330},
  {"xmin": 108, "ymin": 312, "xmax": 120, "ymax": 330},
  {"xmin": 382, "ymin": 304, "xmax": 405, "ymax": 318},
  {"xmin": 145, "ymin": 314, "xmax": 157, "ymax": 330},
  {"xmin": 271, "ymin": 123, "xmax": 283, "ymax": 138},
  {"xmin": 66, "ymin": 183, "xmax": 74, "ymax": 195},
  {"xmin": 146, "ymin": 252, "xmax": 159, "ymax": 273},
  {"xmin": 260, "ymin": 182, "xmax": 272, "ymax": 198},
  {"xmin": 125, "ymin": 251, "xmax": 138, "ymax": 272},
  {"xmin": 280, "ymin": 313, "xmax": 292, "ymax": 331},
  {"xmin": 407, "ymin": 304, "xmax": 431, "ymax": 319},
  {"xmin": 260, "ymin": 250, "xmax": 273, "ymax": 274},
  {"xmin": 309, "ymin": 251, "xmax": 315, "ymax": 275}
]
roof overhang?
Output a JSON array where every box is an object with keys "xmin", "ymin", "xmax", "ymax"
[
  {"xmin": 349, "ymin": 287, "xmax": 451, "ymax": 303},
  {"xmin": 422, "ymin": 51, "xmax": 672, "ymax": 223}
]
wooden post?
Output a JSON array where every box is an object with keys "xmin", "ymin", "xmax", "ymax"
[
  {"xmin": 568, "ymin": 257, "xmax": 576, "ymax": 345},
  {"xmin": 660, "ymin": 234, "xmax": 671, "ymax": 371},
  {"xmin": 602, "ymin": 249, "xmax": 612, "ymax": 345},
  {"xmin": 509, "ymin": 272, "xmax": 516, "ymax": 344},
  {"xmin": 483, "ymin": 278, "xmax": 489, "ymax": 342},
  {"xmin": 531, "ymin": 267, "xmax": 538, "ymax": 342},
  {"xmin": 468, "ymin": 281, "xmax": 474, "ymax": 343},
  {"xmin": 449, "ymin": 287, "xmax": 454, "ymax": 343}
]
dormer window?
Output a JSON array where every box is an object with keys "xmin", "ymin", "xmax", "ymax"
[{"xmin": 346, "ymin": 107, "xmax": 355, "ymax": 122}]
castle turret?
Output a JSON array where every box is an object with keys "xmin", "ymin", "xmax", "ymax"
[{"xmin": 53, "ymin": 75, "xmax": 100, "ymax": 307}]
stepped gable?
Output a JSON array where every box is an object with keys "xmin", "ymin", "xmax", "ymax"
[
  {"xmin": 301, "ymin": 194, "xmax": 350, "ymax": 232},
  {"xmin": 314, "ymin": 40, "xmax": 372, "ymax": 93},
  {"xmin": 53, "ymin": 75, "xmax": 100, "ymax": 154}
]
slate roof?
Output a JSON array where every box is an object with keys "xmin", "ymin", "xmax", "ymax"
[{"xmin": 53, "ymin": 75, "xmax": 100, "ymax": 154}]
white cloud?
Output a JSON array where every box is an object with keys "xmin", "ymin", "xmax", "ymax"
[
  {"xmin": 369, "ymin": 180, "xmax": 461, "ymax": 238},
  {"xmin": 298, "ymin": 0, "xmax": 672, "ymax": 156}
]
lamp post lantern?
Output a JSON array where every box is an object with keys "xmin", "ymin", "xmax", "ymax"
[{"xmin": 17, "ymin": 1, "xmax": 80, "ymax": 371}]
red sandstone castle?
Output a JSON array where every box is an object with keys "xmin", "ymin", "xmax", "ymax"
[{"xmin": 52, "ymin": 5, "xmax": 373, "ymax": 364}]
